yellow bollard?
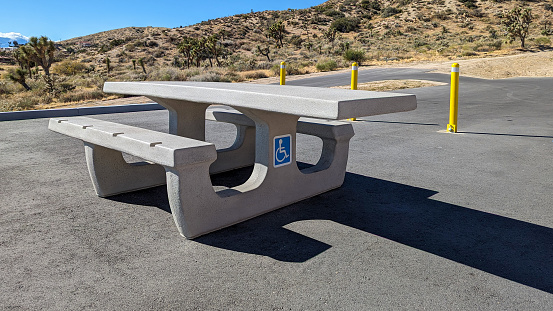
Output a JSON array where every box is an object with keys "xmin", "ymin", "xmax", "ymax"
[
  {"xmin": 349, "ymin": 62, "xmax": 359, "ymax": 121},
  {"xmin": 280, "ymin": 61, "xmax": 286, "ymax": 85},
  {"xmin": 447, "ymin": 63, "xmax": 459, "ymax": 133}
]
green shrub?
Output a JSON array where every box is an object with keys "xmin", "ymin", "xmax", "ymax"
[
  {"xmin": 52, "ymin": 60, "xmax": 88, "ymax": 75},
  {"xmin": 0, "ymin": 96, "xmax": 40, "ymax": 111},
  {"xmin": 343, "ymin": 49, "xmax": 366, "ymax": 65},
  {"xmin": 289, "ymin": 35, "xmax": 304, "ymax": 49},
  {"xmin": 58, "ymin": 89, "xmax": 105, "ymax": 103},
  {"xmin": 270, "ymin": 63, "xmax": 302, "ymax": 76},
  {"xmin": 189, "ymin": 72, "xmax": 231, "ymax": 82},
  {"xmin": 316, "ymin": 59, "xmax": 338, "ymax": 71},
  {"xmin": 0, "ymin": 81, "xmax": 16, "ymax": 95},
  {"xmin": 360, "ymin": 0, "xmax": 381, "ymax": 12},
  {"xmin": 331, "ymin": 17, "xmax": 360, "ymax": 33},
  {"xmin": 147, "ymin": 67, "xmax": 188, "ymax": 81},
  {"xmin": 243, "ymin": 71, "xmax": 269, "ymax": 79},
  {"xmin": 381, "ymin": 7, "xmax": 402, "ymax": 18},
  {"xmin": 460, "ymin": 51, "xmax": 478, "ymax": 57},
  {"xmin": 487, "ymin": 40, "xmax": 503, "ymax": 50},
  {"xmin": 324, "ymin": 10, "xmax": 345, "ymax": 18},
  {"xmin": 458, "ymin": 0, "xmax": 478, "ymax": 9},
  {"xmin": 535, "ymin": 37, "xmax": 552, "ymax": 46}
]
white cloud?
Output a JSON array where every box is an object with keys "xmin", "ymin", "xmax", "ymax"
[{"xmin": 0, "ymin": 32, "xmax": 29, "ymax": 41}]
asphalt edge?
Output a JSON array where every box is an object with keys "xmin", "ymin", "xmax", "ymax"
[{"xmin": 0, "ymin": 103, "xmax": 165, "ymax": 122}]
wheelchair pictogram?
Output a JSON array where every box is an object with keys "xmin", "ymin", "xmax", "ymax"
[{"xmin": 273, "ymin": 134, "xmax": 292, "ymax": 168}]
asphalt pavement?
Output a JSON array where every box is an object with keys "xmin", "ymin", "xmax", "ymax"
[{"xmin": 1, "ymin": 68, "xmax": 552, "ymax": 310}]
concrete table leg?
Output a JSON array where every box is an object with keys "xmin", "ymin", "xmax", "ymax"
[
  {"xmin": 164, "ymin": 108, "xmax": 355, "ymax": 238},
  {"xmin": 84, "ymin": 143, "xmax": 166, "ymax": 197},
  {"xmin": 209, "ymin": 124, "xmax": 256, "ymax": 174}
]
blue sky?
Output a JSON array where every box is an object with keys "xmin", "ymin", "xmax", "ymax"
[{"xmin": 1, "ymin": 0, "xmax": 325, "ymax": 41}]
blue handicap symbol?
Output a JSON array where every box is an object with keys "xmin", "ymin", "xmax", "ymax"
[{"xmin": 274, "ymin": 134, "xmax": 292, "ymax": 168}]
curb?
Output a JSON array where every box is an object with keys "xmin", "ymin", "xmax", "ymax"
[{"xmin": 0, "ymin": 103, "xmax": 165, "ymax": 121}]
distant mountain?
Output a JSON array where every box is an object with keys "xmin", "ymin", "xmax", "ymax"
[{"xmin": 0, "ymin": 32, "xmax": 29, "ymax": 48}]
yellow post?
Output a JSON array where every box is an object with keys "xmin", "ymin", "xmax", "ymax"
[
  {"xmin": 351, "ymin": 62, "xmax": 358, "ymax": 90},
  {"xmin": 349, "ymin": 62, "xmax": 359, "ymax": 121},
  {"xmin": 280, "ymin": 61, "xmax": 286, "ymax": 85},
  {"xmin": 447, "ymin": 63, "xmax": 459, "ymax": 133}
]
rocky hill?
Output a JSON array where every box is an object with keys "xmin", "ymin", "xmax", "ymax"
[{"xmin": 57, "ymin": 0, "xmax": 553, "ymax": 72}]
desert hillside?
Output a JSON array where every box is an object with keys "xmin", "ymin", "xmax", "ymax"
[{"xmin": 1, "ymin": 0, "xmax": 552, "ymax": 111}]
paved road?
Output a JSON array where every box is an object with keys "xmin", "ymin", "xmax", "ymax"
[{"xmin": 1, "ymin": 68, "xmax": 552, "ymax": 310}]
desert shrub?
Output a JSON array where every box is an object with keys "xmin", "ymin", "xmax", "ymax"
[
  {"xmin": 109, "ymin": 39, "xmax": 125, "ymax": 48},
  {"xmin": 0, "ymin": 81, "xmax": 17, "ymax": 95},
  {"xmin": 289, "ymin": 35, "xmax": 304, "ymax": 49},
  {"xmin": 227, "ymin": 57, "xmax": 257, "ymax": 71},
  {"xmin": 416, "ymin": 12, "xmax": 431, "ymax": 22},
  {"xmin": 52, "ymin": 60, "xmax": 88, "ymax": 75},
  {"xmin": 125, "ymin": 43, "xmax": 135, "ymax": 51},
  {"xmin": 0, "ymin": 94, "xmax": 41, "ymax": 111},
  {"xmin": 544, "ymin": 3, "xmax": 553, "ymax": 12},
  {"xmin": 180, "ymin": 68, "xmax": 202, "ymax": 79},
  {"xmin": 270, "ymin": 62, "xmax": 303, "ymax": 76},
  {"xmin": 343, "ymin": 49, "xmax": 366, "ymax": 65},
  {"xmin": 360, "ymin": 0, "xmax": 381, "ymax": 12},
  {"xmin": 460, "ymin": 51, "xmax": 478, "ymax": 57},
  {"xmin": 189, "ymin": 72, "xmax": 231, "ymax": 82},
  {"xmin": 432, "ymin": 11, "xmax": 450, "ymax": 20},
  {"xmin": 58, "ymin": 89, "xmax": 104, "ymax": 103},
  {"xmin": 331, "ymin": 17, "xmax": 361, "ymax": 32},
  {"xmin": 148, "ymin": 67, "xmax": 188, "ymax": 81},
  {"xmin": 487, "ymin": 40, "xmax": 503, "ymax": 50},
  {"xmin": 324, "ymin": 10, "xmax": 345, "ymax": 18},
  {"xmin": 310, "ymin": 16, "xmax": 331, "ymax": 25},
  {"xmin": 243, "ymin": 71, "xmax": 269, "ymax": 79},
  {"xmin": 381, "ymin": 7, "xmax": 402, "ymax": 18},
  {"xmin": 458, "ymin": 0, "xmax": 478, "ymax": 9},
  {"xmin": 535, "ymin": 37, "xmax": 552, "ymax": 46},
  {"xmin": 316, "ymin": 59, "xmax": 338, "ymax": 71}
]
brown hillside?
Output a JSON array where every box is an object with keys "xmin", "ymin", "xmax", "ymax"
[{"xmin": 59, "ymin": 0, "xmax": 553, "ymax": 70}]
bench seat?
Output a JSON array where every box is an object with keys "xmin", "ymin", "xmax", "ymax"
[{"xmin": 49, "ymin": 117, "xmax": 217, "ymax": 197}]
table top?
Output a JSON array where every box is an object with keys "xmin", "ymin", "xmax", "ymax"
[{"xmin": 103, "ymin": 81, "xmax": 417, "ymax": 120}]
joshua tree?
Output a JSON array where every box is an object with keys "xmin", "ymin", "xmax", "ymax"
[
  {"xmin": 105, "ymin": 57, "xmax": 111, "ymax": 73},
  {"xmin": 257, "ymin": 45, "xmax": 271, "ymax": 62},
  {"xmin": 502, "ymin": 6, "xmax": 533, "ymax": 48},
  {"xmin": 13, "ymin": 48, "xmax": 34, "ymax": 78},
  {"xmin": 324, "ymin": 27, "xmax": 338, "ymax": 47},
  {"xmin": 267, "ymin": 21, "xmax": 287, "ymax": 48},
  {"xmin": 178, "ymin": 37, "xmax": 196, "ymax": 68},
  {"xmin": 7, "ymin": 68, "xmax": 31, "ymax": 91},
  {"xmin": 26, "ymin": 36, "xmax": 56, "ymax": 76},
  {"xmin": 138, "ymin": 58, "xmax": 146, "ymax": 74},
  {"xmin": 207, "ymin": 34, "xmax": 223, "ymax": 66}
]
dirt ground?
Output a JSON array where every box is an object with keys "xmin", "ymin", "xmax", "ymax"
[
  {"xmin": 409, "ymin": 50, "xmax": 553, "ymax": 79},
  {"xmin": 331, "ymin": 80, "xmax": 446, "ymax": 91},
  {"xmin": 41, "ymin": 50, "xmax": 553, "ymax": 108}
]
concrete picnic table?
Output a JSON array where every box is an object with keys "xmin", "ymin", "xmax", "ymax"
[{"xmin": 49, "ymin": 81, "xmax": 416, "ymax": 238}]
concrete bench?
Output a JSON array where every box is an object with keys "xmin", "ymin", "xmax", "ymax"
[{"xmin": 49, "ymin": 117, "xmax": 217, "ymax": 197}]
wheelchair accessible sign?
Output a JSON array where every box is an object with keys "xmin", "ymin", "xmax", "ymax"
[{"xmin": 274, "ymin": 134, "xmax": 292, "ymax": 168}]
